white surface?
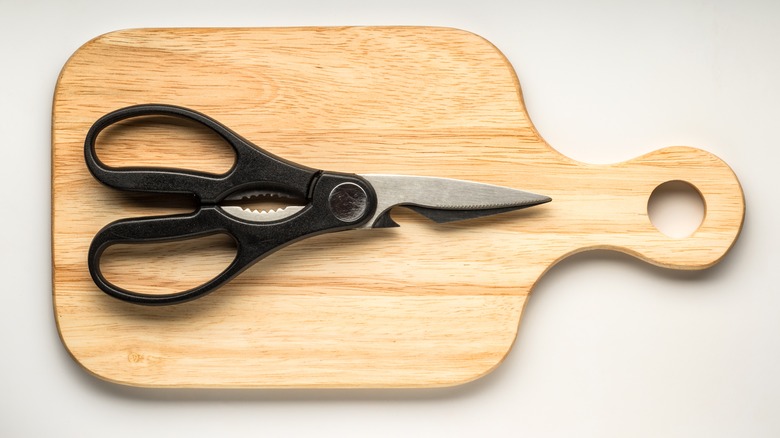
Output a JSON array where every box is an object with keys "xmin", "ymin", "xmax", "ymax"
[{"xmin": 1, "ymin": 0, "xmax": 777, "ymax": 436}]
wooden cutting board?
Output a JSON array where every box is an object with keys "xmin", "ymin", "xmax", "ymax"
[{"xmin": 52, "ymin": 27, "xmax": 744, "ymax": 388}]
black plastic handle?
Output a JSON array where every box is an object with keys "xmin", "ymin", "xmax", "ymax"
[
  {"xmin": 84, "ymin": 104, "xmax": 318, "ymax": 203},
  {"xmin": 87, "ymin": 171, "xmax": 377, "ymax": 305},
  {"xmin": 88, "ymin": 208, "xmax": 245, "ymax": 305},
  {"xmin": 85, "ymin": 104, "xmax": 380, "ymax": 305}
]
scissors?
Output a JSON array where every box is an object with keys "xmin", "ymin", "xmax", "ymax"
[{"xmin": 85, "ymin": 104, "xmax": 551, "ymax": 305}]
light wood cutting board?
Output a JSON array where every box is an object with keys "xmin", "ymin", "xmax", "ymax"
[{"xmin": 52, "ymin": 27, "xmax": 744, "ymax": 388}]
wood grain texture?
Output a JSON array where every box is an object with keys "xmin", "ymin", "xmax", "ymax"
[{"xmin": 52, "ymin": 27, "xmax": 745, "ymax": 388}]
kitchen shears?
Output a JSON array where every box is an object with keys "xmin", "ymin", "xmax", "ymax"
[{"xmin": 85, "ymin": 104, "xmax": 551, "ymax": 305}]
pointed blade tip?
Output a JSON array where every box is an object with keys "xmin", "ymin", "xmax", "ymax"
[{"xmin": 528, "ymin": 194, "xmax": 552, "ymax": 206}]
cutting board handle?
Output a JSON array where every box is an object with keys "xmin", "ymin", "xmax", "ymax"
[{"xmin": 568, "ymin": 146, "xmax": 745, "ymax": 270}]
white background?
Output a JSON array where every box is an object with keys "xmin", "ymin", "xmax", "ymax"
[{"xmin": 2, "ymin": 0, "xmax": 778, "ymax": 436}]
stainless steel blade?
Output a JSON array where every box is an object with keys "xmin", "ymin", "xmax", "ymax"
[{"xmin": 359, "ymin": 174, "xmax": 551, "ymax": 228}]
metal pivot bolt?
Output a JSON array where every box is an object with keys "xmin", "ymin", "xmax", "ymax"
[{"xmin": 328, "ymin": 182, "xmax": 369, "ymax": 223}]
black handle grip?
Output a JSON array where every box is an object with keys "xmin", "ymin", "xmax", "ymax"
[
  {"xmin": 87, "ymin": 173, "xmax": 377, "ymax": 305},
  {"xmin": 87, "ymin": 207, "xmax": 248, "ymax": 305},
  {"xmin": 84, "ymin": 104, "xmax": 318, "ymax": 203},
  {"xmin": 85, "ymin": 105, "xmax": 378, "ymax": 305}
]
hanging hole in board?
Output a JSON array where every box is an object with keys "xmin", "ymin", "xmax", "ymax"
[
  {"xmin": 647, "ymin": 180, "xmax": 705, "ymax": 238},
  {"xmin": 94, "ymin": 115, "xmax": 236, "ymax": 175}
]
